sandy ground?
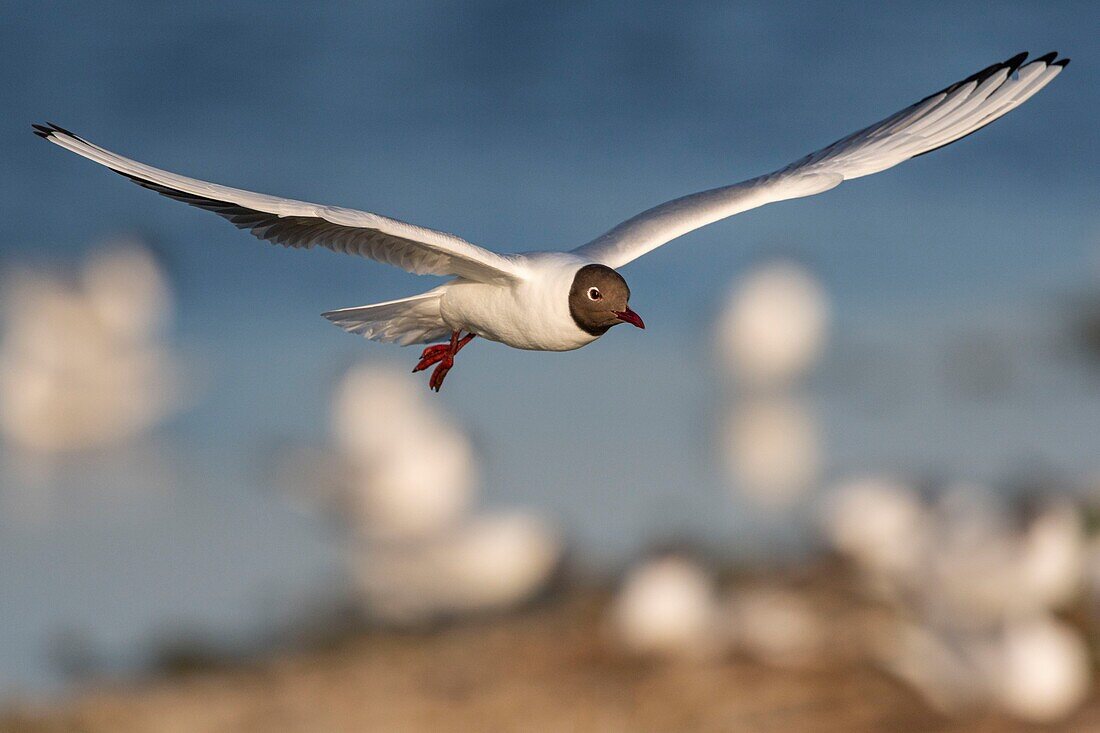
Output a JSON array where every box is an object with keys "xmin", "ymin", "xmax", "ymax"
[{"xmin": 5, "ymin": 593, "xmax": 1100, "ymax": 733}]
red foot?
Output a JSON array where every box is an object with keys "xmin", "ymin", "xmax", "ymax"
[{"xmin": 412, "ymin": 331, "xmax": 475, "ymax": 392}]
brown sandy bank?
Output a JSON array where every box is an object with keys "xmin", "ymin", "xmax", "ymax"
[{"xmin": 4, "ymin": 593, "xmax": 1100, "ymax": 733}]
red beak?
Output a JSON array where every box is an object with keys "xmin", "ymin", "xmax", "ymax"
[{"xmin": 613, "ymin": 307, "xmax": 645, "ymax": 329}]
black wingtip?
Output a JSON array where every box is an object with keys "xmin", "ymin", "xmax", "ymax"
[
  {"xmin": 1054, "ymin": 57, "xmax": 1071, "ymax": 68},
  {"xmin": 1034, "ymin": 51, "xmax": 1058, "ymax": 65},
  {"xmin": 44, "ymin": 121, "xmax": 77, "ymax": 137},
  {"xmin": 32, "ymin": 122, "xmax": 77, "ymax": 139},
  {"xmin": 33, "ymin": 121, "xmax": 90, "ymax": 144},
  {"xmin": 1006, "ymin": 51, "xmax": 1029, "ymax": 68}
]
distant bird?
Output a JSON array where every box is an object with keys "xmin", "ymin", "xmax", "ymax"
[{"xmin": 36, "ymin": 52, "xmax": 1067, "ymax": 390}]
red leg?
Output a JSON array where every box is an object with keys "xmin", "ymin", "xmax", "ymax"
[
  {"xmin": 412, "ymin": 331, "xmax": 476, "ymax": 391},
  {"xmin": 453, "ymin": 332, "xmax": 476, "ymax": 354},
  {"xmin": 412, "ymin": 343, "xmax": 452, "ymax": 372}
]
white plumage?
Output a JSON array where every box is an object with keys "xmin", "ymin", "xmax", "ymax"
[
  {"xmin": 572, "ymin": 52, "xmax": 1066, "ymax": 268},
  {"xmin": 322, "ymin": 290, "xmax": 452, "ymax": 346},
  {"xmin": 35, "ymin": 52, "xmax": 1067, "ymax": 387}
]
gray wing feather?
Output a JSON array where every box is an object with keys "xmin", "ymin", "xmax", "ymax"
[{"xmin": 35, "ymin": 124, "xmax": 525, "ymax": 284}]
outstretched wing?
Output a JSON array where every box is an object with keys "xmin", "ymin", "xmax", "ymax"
[
  {"xmin": 34, "ymin": 124, "xmax": 526, "ymax": 284},
  {"xmin": 573, "ymin": 52, "xmax": 1068, "ymax": 269}
]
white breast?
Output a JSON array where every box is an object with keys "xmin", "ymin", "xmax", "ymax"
[{"xmin": 439, "ymin": 252, "xmax": 598, "ymax": 352}]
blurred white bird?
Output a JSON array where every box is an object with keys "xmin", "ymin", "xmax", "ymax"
[
  {"xmin": 612, "ymin": 555, "xmax": 720, "ymax": 659},
  {"xmin": 0, "ymin": 243, "xmax": 182, "ymax": 452},
  {"xmin": 716, "ymin": 262, "xmax": 829, "ymax": 387},
  {"xmin": 994, "ymin": 616, "xmax": 1090, "ymax": 722},
  {"xmin": 349, "ymin": 513, "xmax": 562, "ymax": 623},
  {"xmin": 36, "ymin": 52, "xmax": 1067, "ymax": 390},
  {"xmin": 721, "ymin": 396, "xmax": 821, "ymax": 508},
  {"xmin": 330, "ymin": 365, "xmax": 476, "ymax": 541}
]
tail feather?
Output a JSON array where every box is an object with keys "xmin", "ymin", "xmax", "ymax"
[{"xmin": 322, "ymin": 290, "xmax": 450, "ymax": 346}]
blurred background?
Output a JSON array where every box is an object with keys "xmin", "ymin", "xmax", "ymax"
[{"xmin": 2, "ymin": 1, "xmax": 1100, "ymax": 729}]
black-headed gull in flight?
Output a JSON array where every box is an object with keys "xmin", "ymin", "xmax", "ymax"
[{"xmin": 36, "ymin": 52, "xmax": 1067, "ymax": 390}]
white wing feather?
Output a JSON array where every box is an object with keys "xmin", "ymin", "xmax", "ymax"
[
  {"xmin": 322, "ymin": 290, "xmax": 451, "ymax": 346},
  {"xmin": 34, "ymin": 124, "xmax": 526, "ymax": 284},
  {"xmin": 573, "ymin": 52, "xmax": 1067, "ymax": 269}
]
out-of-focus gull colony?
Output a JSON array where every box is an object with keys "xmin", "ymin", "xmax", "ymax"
[
  {"xmin": 0, "ymin": 240, "xmax": 183, "ymax": 452},
  {"xmin": 608, "ymin": 480, "xmax": 1096, "ymax": 723},
  {"xmin": 604, "ymin": 263, "xmax": 1100, "ymax": 724},
  {"xmin": 304, "ymin": 365, "xmax": 562, "ymax": 624},
  {"xmin": 610, "ymin": 265, "xmax": 835, "ymax": 665},
  {"xmin": 825, "ymin": 478, "xmax": 1091, "ymax": 721}
]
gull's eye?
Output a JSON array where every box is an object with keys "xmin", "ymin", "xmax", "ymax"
[{"xmin": 587, "ymin": 287, "xmax": 602, "ymax": 301}]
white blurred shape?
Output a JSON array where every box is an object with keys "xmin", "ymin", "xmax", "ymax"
[
  {"xmin": 727, "ymin": 587, "xmax": 825, "ymax": 668},
  {"xmin": 349, "ymin": 431, "xmax": 475, "ymax": 542},
  {"xmin": 994, "ymin": 616, "xmax": 1090, "ymax": 723},
  {"xmin": 926, "ymin": 484, "xmax": 1021, "ymax": 627},
  {"xmin": 349, "ymin": 512, "xmax": 561, "ymax": 623},
  {"xmin": 435, "ymin": 513, "xmax": 560, "ymax": 609},
  {"xmin": 612, "ymin": 555, "xmax": 719, "ymax": 659},
  {"xmin": 716, "ymin": 261, "xmax": 828, "ymax": 387},
  {"xmin": 330, "ymin": 364, "xmax": 563, "ymax": 624},
  {"xmin": 332, "ymin": 366, "xmax": 429, "ymax": 460},
  {"xmin": 823, "ymin": 476, "xmax": 928, "ymax": 577},
  {"xmin": 1017, "ymin": 501, "xmax": 1084, "ymax": 612},
  {"xmin": 722, "ymin": 396, "xmax": 819, "ymax": 508},
  {"xmin": 330, "ymin": 364, "xmax": 475, "ymax": 541},
  {"xmin": 925, "ymin": 490, "xmax": 1085, "ymax": 626},
  {"xmin": 830, "ymin": 479, "xmax": 1090, "ymax": 717},
  {"xmin": 0, "ymin": 243, "xmax": 182, "ymax": 452},
  {"xmin": 82, "ymin": 240, "xmax": 172, "ymax": 343}
]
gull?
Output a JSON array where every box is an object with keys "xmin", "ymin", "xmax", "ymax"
[{"xmin": 35, "ymin": 52, "xmax": 1067, "ymax": 390}]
